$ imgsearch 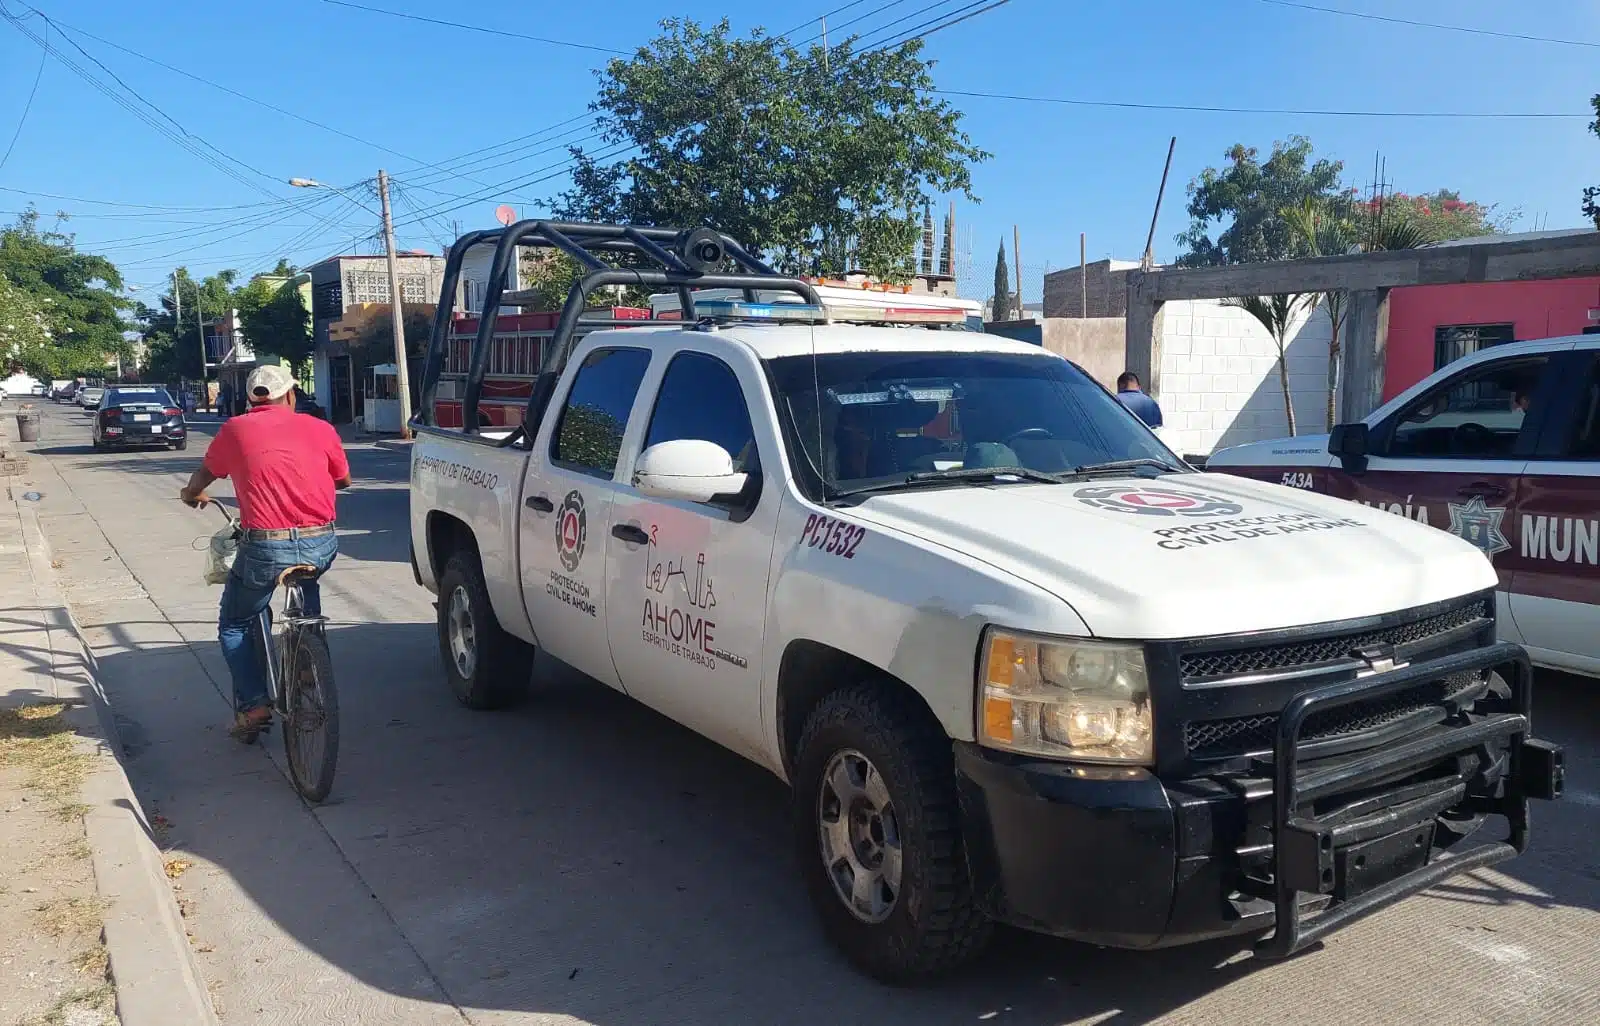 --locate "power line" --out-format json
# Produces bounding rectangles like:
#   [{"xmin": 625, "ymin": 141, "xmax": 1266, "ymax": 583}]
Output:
[
  {"xmin": 0, "ymin": 184, "xmax": 283, "ymax": 212},
  {"xmin": 11, "ymin": 4, "xmax": 281, "ymax": 187},
  {"xmin": 865, "ymin": 0, "xmax": 1014, "ymax": 52},
  {"xmin": 933, "ymin": 87, "xmax": 1591, "ymax": 119},
  {"xmin": 794, "ymin": 0, "xmax": 920, "ymax": 47},
  {"xmin": 0, "ymin": 9, "xmax": 46, "ymax": 170},
  {"xmin": 319, "ymin": 0, "xmax": 632, "ymax": 55},
  {"xmin": 778, "ymin": 0, "xmax": 875, "ymax": 39},
  {"xmin": 41, "ymin": 14, "xmax": 422, "ymax": 164},
  {"xmin": 1257, "ymin": 0, "xmax": 1600, "ymax": 50},
  {"xmin": 0, "ymin": 6, "xmax": 285, "ymax": 201}
]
